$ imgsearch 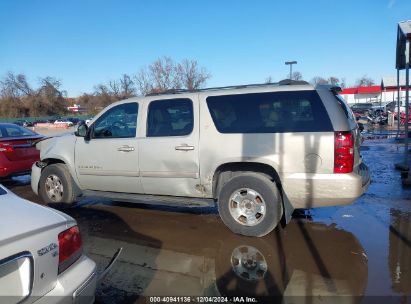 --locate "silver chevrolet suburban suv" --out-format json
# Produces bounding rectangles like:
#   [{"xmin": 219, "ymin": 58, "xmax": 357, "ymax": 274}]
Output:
[{"xmin": 31, "ymin": 81, "xmax": 370, "ymax": 237}]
